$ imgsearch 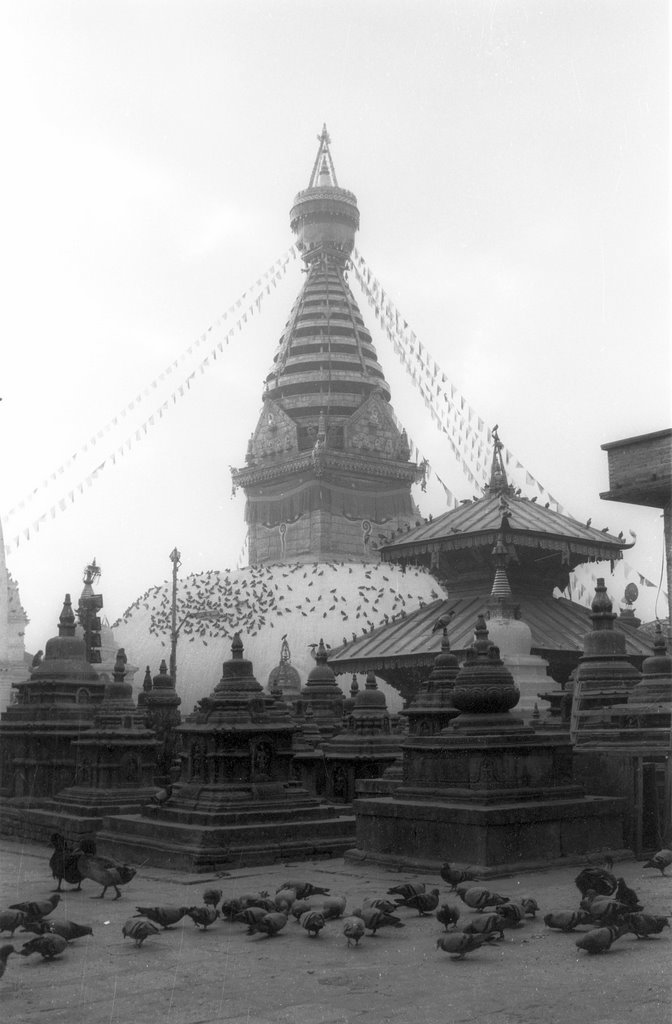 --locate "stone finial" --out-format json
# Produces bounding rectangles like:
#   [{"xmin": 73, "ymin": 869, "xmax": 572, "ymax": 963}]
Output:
[
  {"xmin": 59, "ymin": 594, "xmax": 76, "ymax": 636},
  {"xmin": 231, "ymin": 632, "xmax": 244, "ymax": 659},
  {"xmin": 451, "ymin": 615, "xmax": 520, "ymax": 716},
  {"xmin": 143, "ymin": 666, "xmax": 153, "ymax": 692},
  {"xmin": 113, "ymin": 649, "xmax": 128, "ymax": 683},
  {"xmin": 591, "ymin": 578, "xmax": 616, "ymax": 626},
  {"xmin": 350, "ymin": 675, "xmax": 360, "ymax": 699}
]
